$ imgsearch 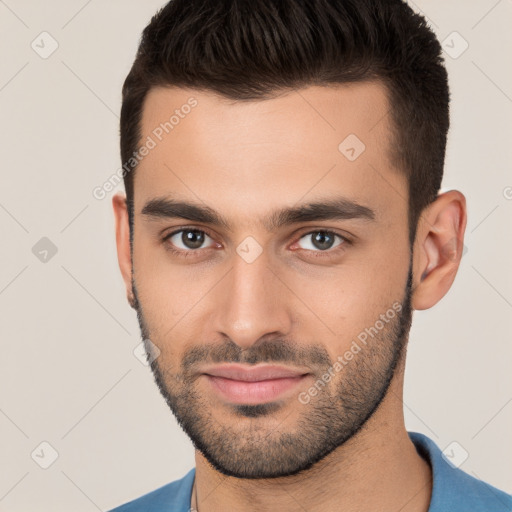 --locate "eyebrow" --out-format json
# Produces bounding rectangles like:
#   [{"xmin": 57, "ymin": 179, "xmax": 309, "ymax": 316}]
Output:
[{"xmin": 141, "ymin": 196, "xmax": 376, "ymax": 232}]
